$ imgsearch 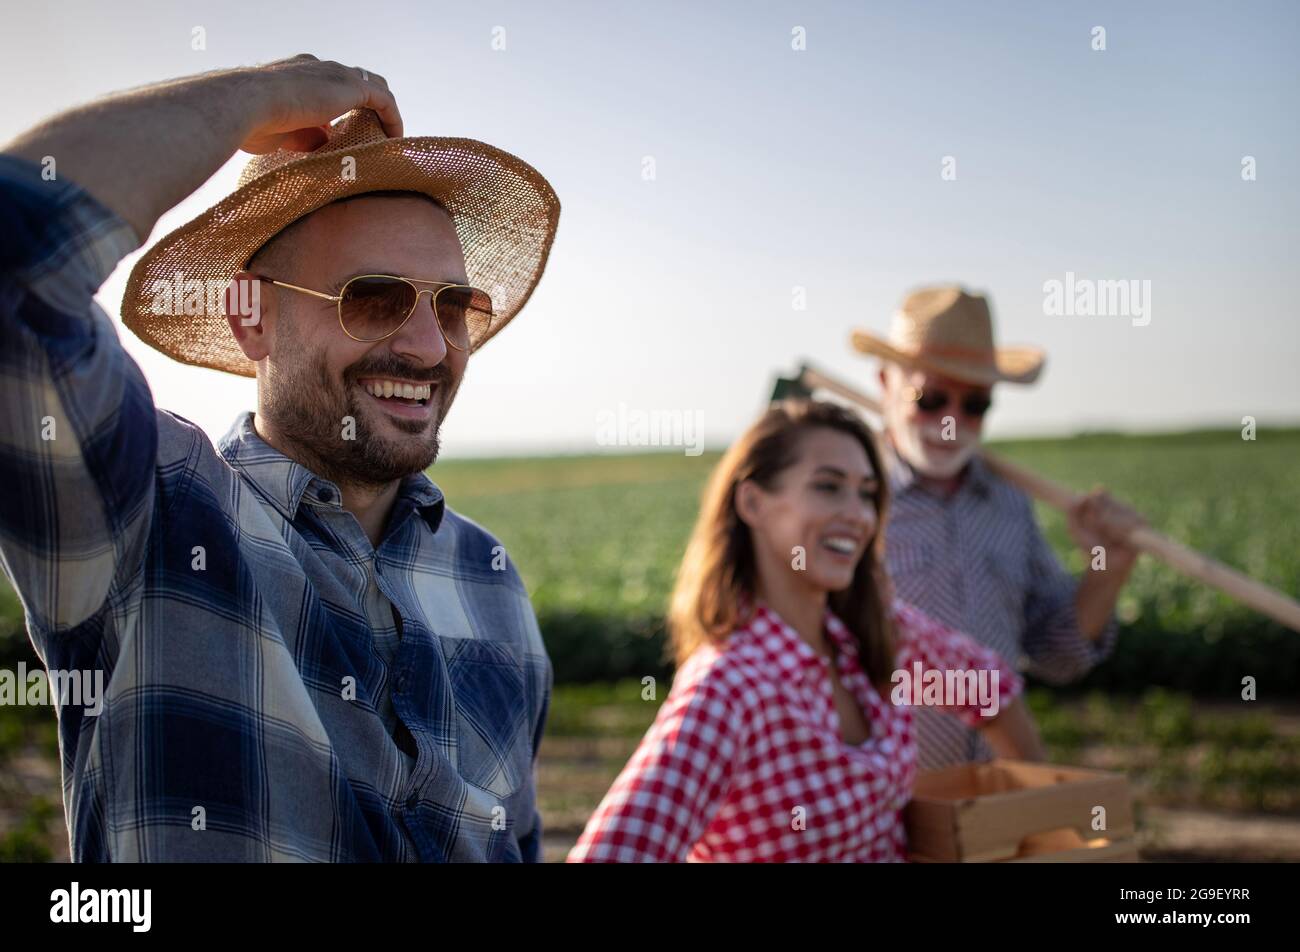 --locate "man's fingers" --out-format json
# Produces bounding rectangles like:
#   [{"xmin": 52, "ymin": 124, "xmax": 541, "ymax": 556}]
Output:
[
  {"xmin": 243, "ymin": 57, "xmax": 405, "ymax": 150},
  {"xmin": 355, "ymin": 66, "xmax": 389, "ymax": 89},
  {"xmin": 329, "ymin": 62, "xmax": 402, "ymax": 136},
  {"xmin": 280, "ymin": 125, "xmax": 331, "ymax": 152},
  {"xmin": 360, "ymin": 82, "xmax": 403, "ymax": 137},
  {"xmin": 343, "ymin": 64, "xmax": 402, "ymax": 137}
]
